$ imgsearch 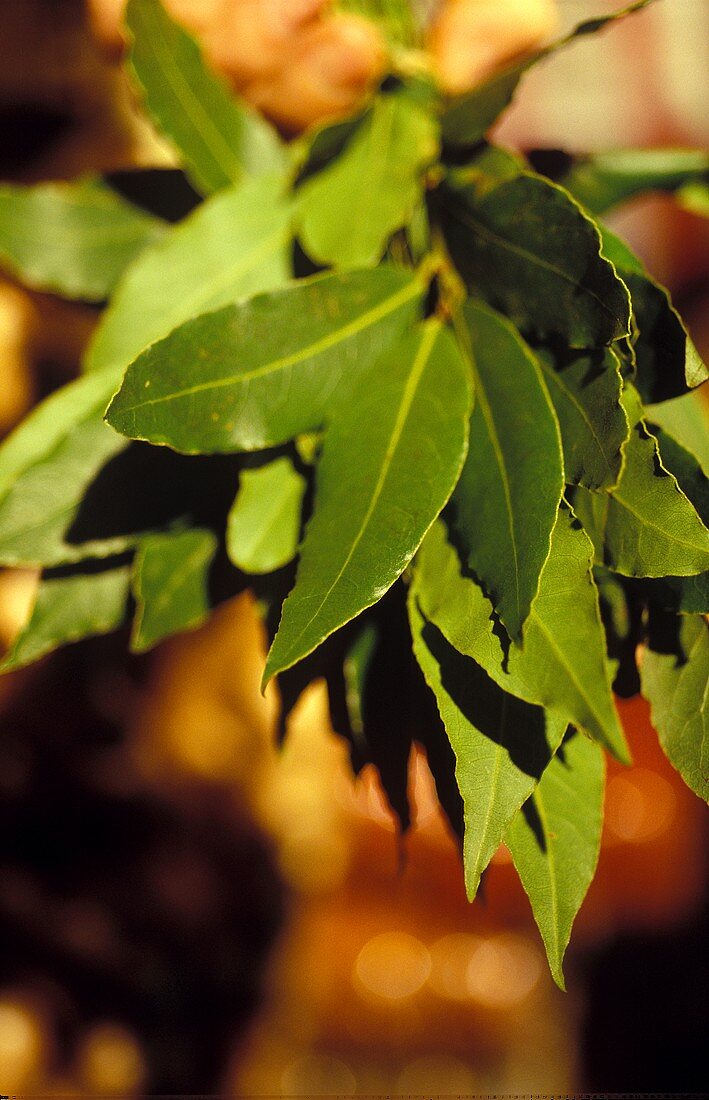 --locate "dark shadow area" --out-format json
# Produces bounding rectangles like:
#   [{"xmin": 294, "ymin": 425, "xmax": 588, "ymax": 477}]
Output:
[
  {"xmin": 421, "ymin": 617, "xmax": 552, "ymax": 780},
  {"xmin": 0, "ymin": 638, "xmax": 285, "ymax": 1092},
  {"xmin": 105, "ymin": 168, "xmax": 202, "ymax": 224}
]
